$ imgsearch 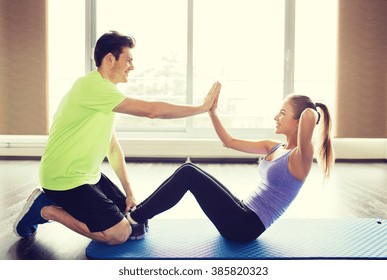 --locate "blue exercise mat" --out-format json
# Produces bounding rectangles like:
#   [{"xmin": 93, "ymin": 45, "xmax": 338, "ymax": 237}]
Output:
[{"xmin": 85, "ymin": 218, "xmax": 386, "ymax": 260}]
